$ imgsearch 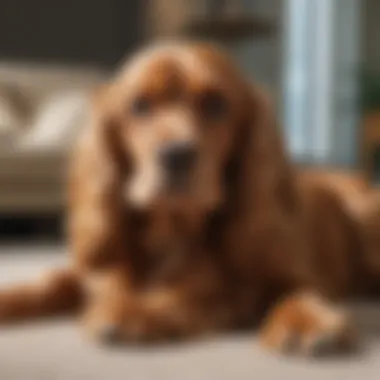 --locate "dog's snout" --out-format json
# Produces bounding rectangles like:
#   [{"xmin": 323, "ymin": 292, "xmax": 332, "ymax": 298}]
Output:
[{"xmin": 159, "ymin": 142, "xmax": 197, "ymax": 174}]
